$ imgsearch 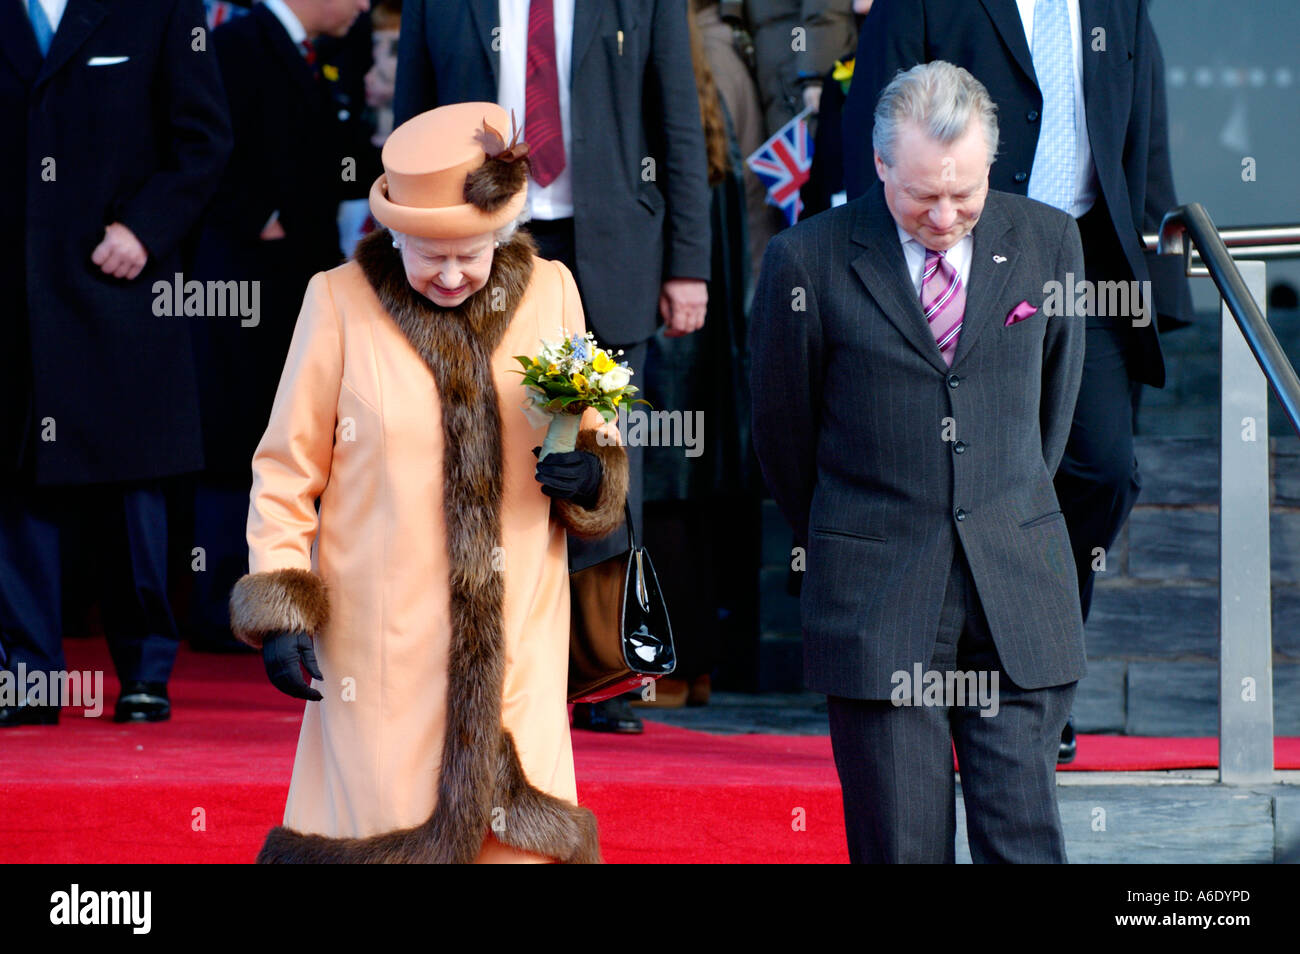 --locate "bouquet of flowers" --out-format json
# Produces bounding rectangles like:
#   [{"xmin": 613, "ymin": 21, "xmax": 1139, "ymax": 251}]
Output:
[{"xmin": 513, "ymin": 331, "xmax": 648, "ymax": 458}]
